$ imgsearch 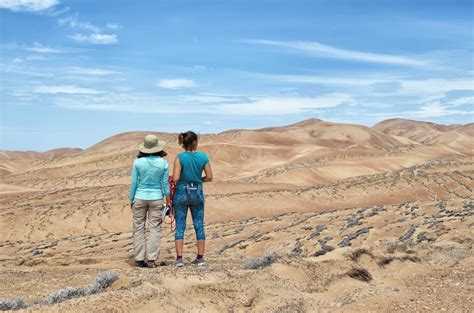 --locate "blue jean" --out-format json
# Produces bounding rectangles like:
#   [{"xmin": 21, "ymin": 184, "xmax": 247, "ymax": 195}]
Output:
[{"xmin": 174, "ymin": 183, "xmax": 205, "ymax": 240}]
